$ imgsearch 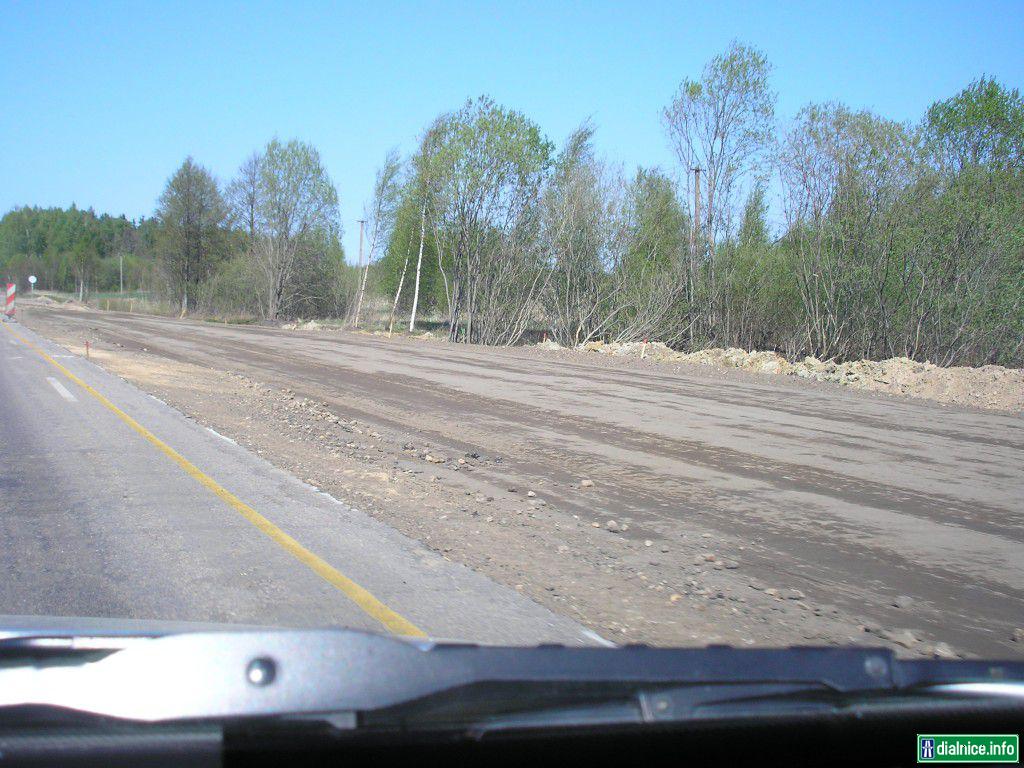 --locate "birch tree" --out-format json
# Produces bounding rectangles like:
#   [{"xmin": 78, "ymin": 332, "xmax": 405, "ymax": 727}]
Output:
[
  {"xmin": 353, "ymin": 149, "xmax": 401, "ymax": 327},
  {"xmin": 408, "ymin": 122, "xmax": 445, "ymax": 331}
]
